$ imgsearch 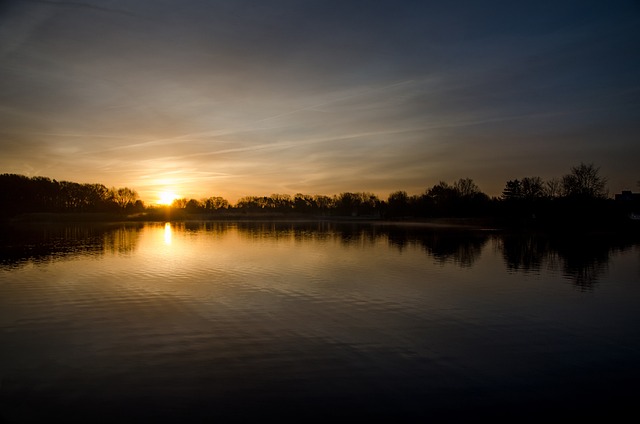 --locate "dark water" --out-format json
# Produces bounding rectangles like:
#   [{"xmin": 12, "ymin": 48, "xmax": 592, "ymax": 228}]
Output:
[{"xmin": 1, "ymin": 222, "xmax": 639, "ymax": 422}]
